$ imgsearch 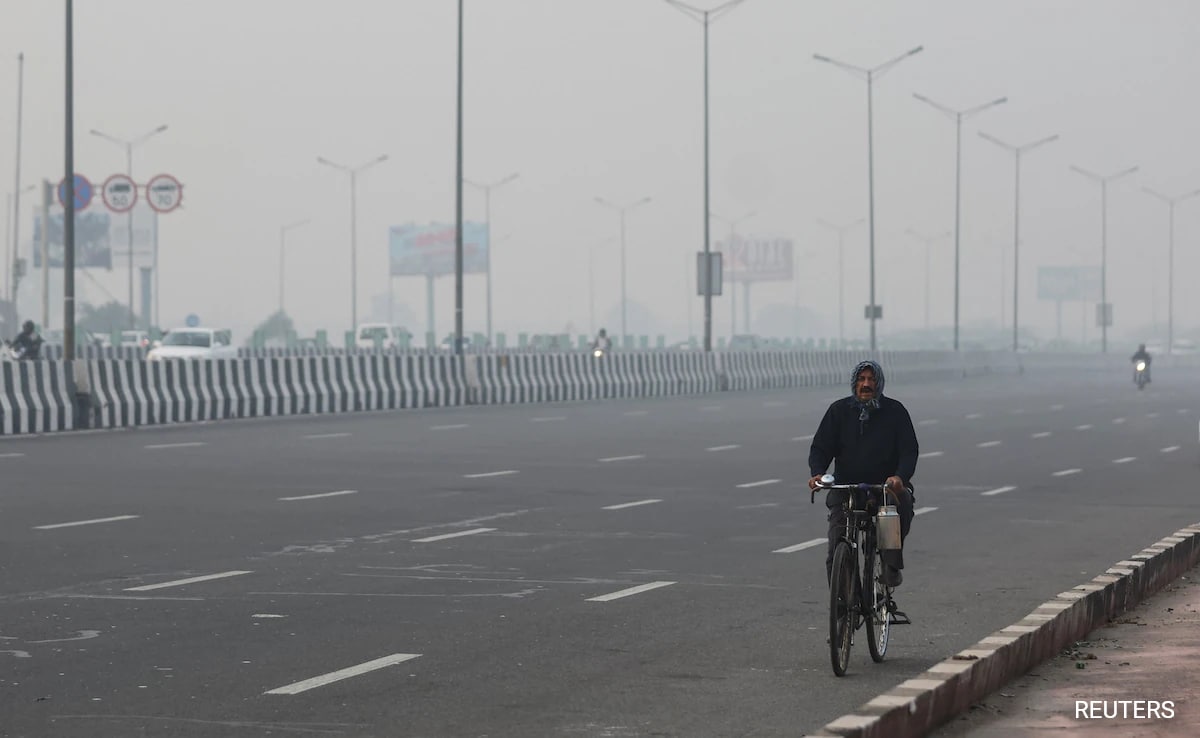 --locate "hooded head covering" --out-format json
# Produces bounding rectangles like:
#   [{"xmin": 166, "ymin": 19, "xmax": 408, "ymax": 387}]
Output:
[{"xmin": 848, "ymin": 359, "xmax": 885, "ymax": 421}]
